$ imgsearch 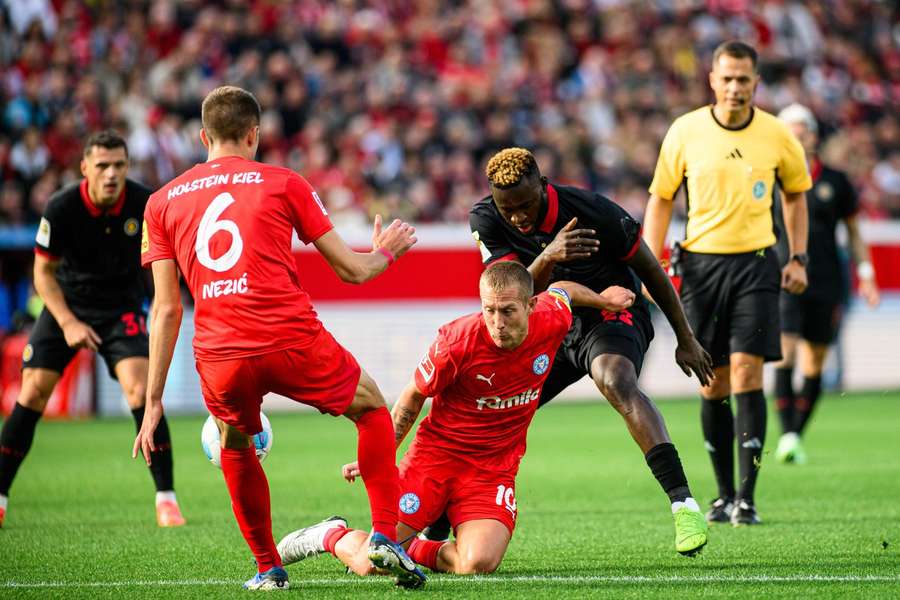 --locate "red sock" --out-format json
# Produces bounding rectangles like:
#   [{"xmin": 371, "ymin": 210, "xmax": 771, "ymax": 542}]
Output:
[
  {"xmin": 323, "ymin": 526, "xmax": 351, "ymax": 556},
  {"xmin": 220, "ymin": 446, "xmax": 281, "ymax": 572},
  {"xmin": 408, "ymin": 538, "xmax": 443, "ymax": 571},
  {"xmin": 355, "ymin": 407, "xmax": 399, "ymax": 540}
]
